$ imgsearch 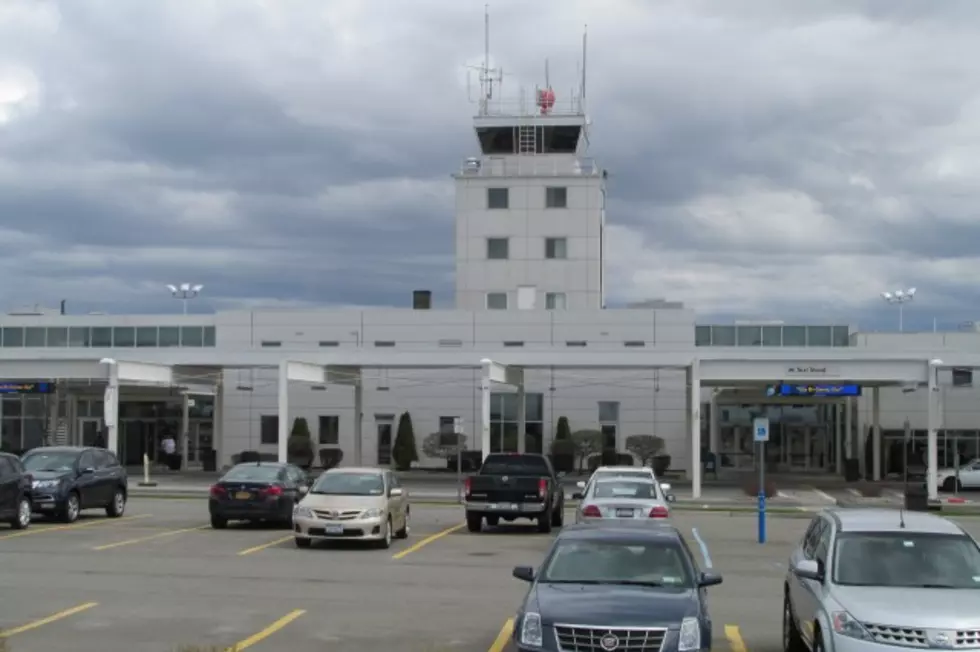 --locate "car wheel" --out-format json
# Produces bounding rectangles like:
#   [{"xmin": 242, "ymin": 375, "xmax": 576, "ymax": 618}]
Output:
[
  {"xmin": 942, "ymin": 477, "xmax": 961, "ymax": 493},
  {"xmin": 466, "ymin": 512, "xmax": 482, "ymax": 533},
  {"xmin": 783, "ymin": 592, "xmax": 807, "ymax": 652},
  {"xmin": 485, "ymin": 515, "xmax": 500, "ymax": 527},
  {"xmin": 10, "ymin": 497, "xmax": 30, "ymax": 530},
  {"xmin": 377, "ymin": 517, "xmax": 392, "ymax": 549},
  {"xmin": 551, "ymin": 503, "xmax": 564, "ymax": 527},
  {"xmin": 537, "ymin": 513, "xmax": 553, "ymax": 533},
  {"xmin": 395, "ymin": 509, "xmax": 410, "ymax": 539},
  {"xmin": 106, "ymin": 489, "xmax": 126, "ymax": 518},
  {"xmin": 60, "ymin": 492, "xmax": 80, "ymax": 523},
  {"xmin": 295, "ymin": 537, "xmax": 311, "ymax": 548},
  {"xmin": 210, "ymin": 515, "xmax": 228, "ymax": 529}
]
